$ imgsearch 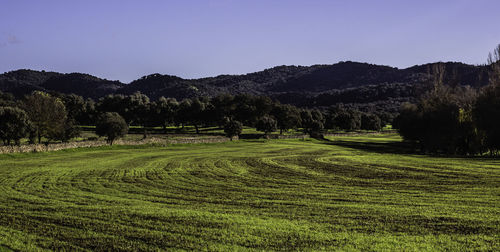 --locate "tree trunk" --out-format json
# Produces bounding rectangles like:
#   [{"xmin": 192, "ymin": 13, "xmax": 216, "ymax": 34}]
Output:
[
  {"xmin": 280, "ymin": 128, "xmax": 283, "ymax": 135},
  {"xmin": 143, "ymin": 126, "xmax": 147, "ymax": 139},
  {"xmin": 195, "ymin": 124, "xmax": 199, "ymax": 134}
]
